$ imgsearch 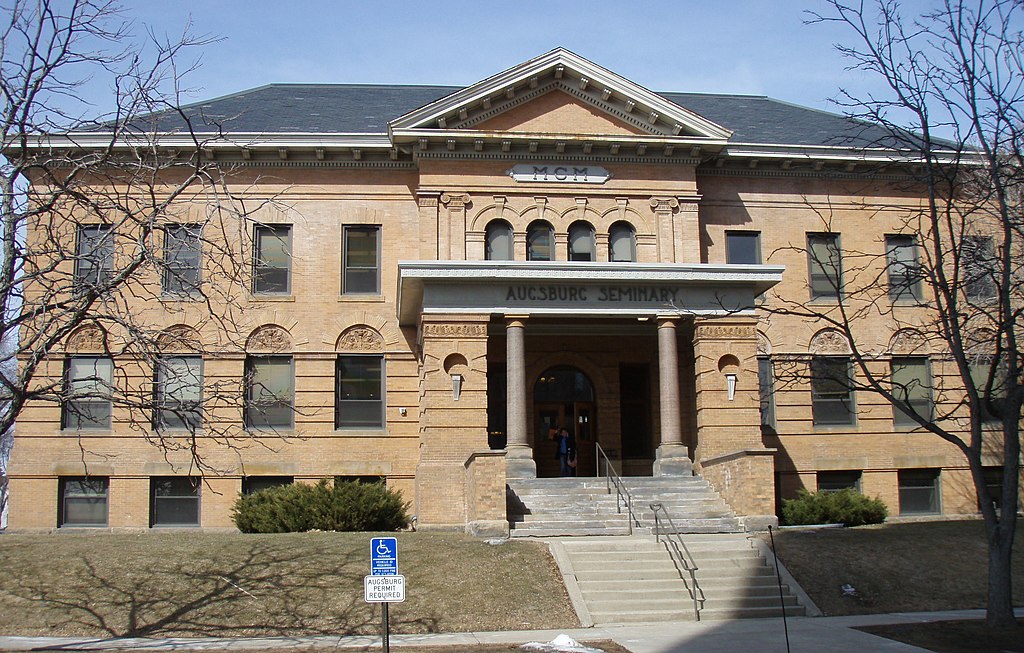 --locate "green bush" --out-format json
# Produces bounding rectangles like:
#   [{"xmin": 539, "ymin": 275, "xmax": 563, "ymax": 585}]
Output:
[
  {"xmin": 781, "ymin": 488, "xmax": 888, "ymax": 527},
  {"xmin": 232, "ymin": 479, "xmax": 411, "ymax": 533}
]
